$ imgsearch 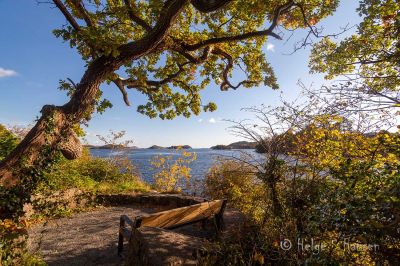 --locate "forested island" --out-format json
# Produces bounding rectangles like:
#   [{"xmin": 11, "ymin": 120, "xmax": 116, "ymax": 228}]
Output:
[
  {"xmin": 148, "ymin": 145, "xmax": 192, "ymax": 149},
  {"xmin": 210, "ymin": 141, "xmax": 257, "ymax": 150},
  {"xmin": 86, "ymin": 144, "xmax": 139, "ymax": 150}
]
